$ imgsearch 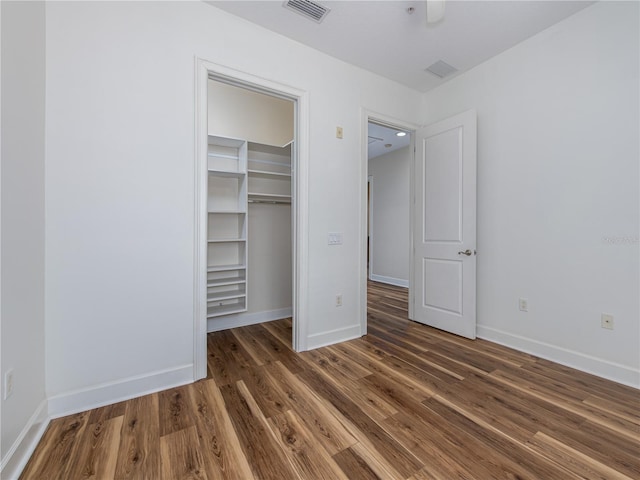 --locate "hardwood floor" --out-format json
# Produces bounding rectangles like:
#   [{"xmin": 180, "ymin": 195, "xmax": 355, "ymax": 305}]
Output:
[{"xmin": 21, "ymin": 281, "xmax": 639, "ymax": 479}]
